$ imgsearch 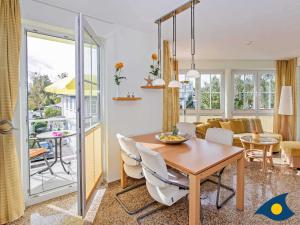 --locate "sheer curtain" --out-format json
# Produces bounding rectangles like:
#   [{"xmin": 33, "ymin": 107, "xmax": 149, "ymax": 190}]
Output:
[
  {"xmin": 273, "ymin": 58, "xmax": 297, "ymax": 140},
  {"xmin": 0, "ymin": 0, "xmax": 24, "ymax": 223},
  {"xmin": 162, "ymin": 40, "xmax": 179, "ymax": 132}
]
